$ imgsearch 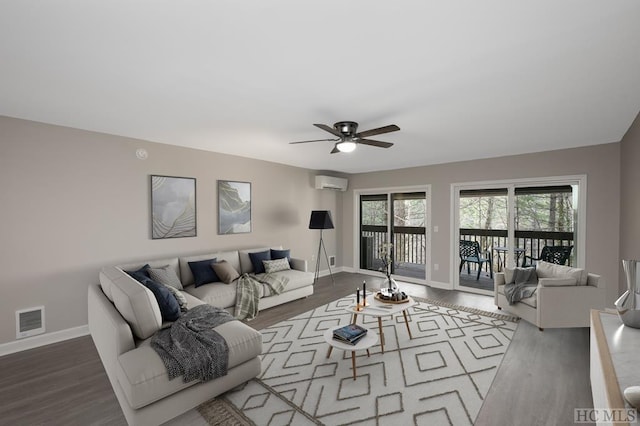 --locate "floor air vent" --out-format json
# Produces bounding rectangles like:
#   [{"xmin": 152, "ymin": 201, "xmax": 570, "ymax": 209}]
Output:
[{"xmin": 16, "ymin": 306, "xmax": 45, "ymax": 339}]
